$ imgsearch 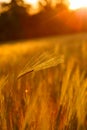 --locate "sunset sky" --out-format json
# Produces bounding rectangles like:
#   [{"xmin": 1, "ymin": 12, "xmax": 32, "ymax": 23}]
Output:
[
  {"xmin": 0, "ymin": 0, "xmax": 68, "ymax": 6},
  {"xmin": 0, "ymin": 0, "xmax": 87, "ymax": 10}
]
